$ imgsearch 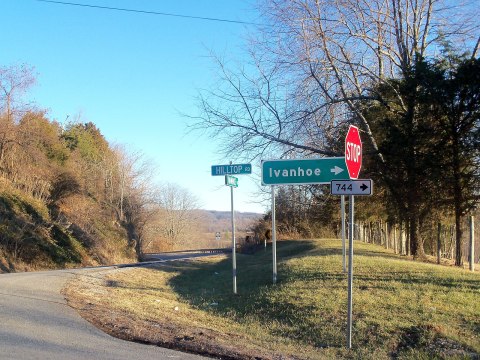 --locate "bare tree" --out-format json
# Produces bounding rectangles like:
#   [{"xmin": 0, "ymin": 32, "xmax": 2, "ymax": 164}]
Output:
[
  {"xmin": 108, "ymin": 145, "xmax": 154, "ymax": 222},
  {"xmin": 0, "ymin": 64, "xmax": 36, "ymax": 121},
  {"xmin": 191, "ymin": 0, "xmax": 478, "ymax": 257},
  {"xmin": 112, "ymin": 147, "xmax": 157, "ymax": 258},
  {"xmin": 151, "ymin": 183, "xmax": 200, "ymax": 250},
  {"xmin": 122, "ymin": 187, "xmax": 159, "ymax": 258},
  {"xmin": 0, "ymin": 65, "xmax": 36, "ymax": 172}
]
